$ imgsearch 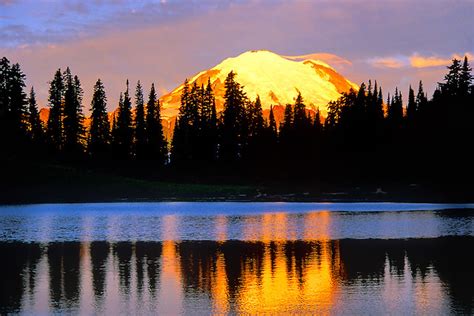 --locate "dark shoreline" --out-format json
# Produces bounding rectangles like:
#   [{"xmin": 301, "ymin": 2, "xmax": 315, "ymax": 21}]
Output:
[
  {"xmin": 2, "ymin": 160, "xmax": 473, "ymax": 205},
  {"xmin": 2, "ymin": 193, "xmax": 474, "ymax": 205}
]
